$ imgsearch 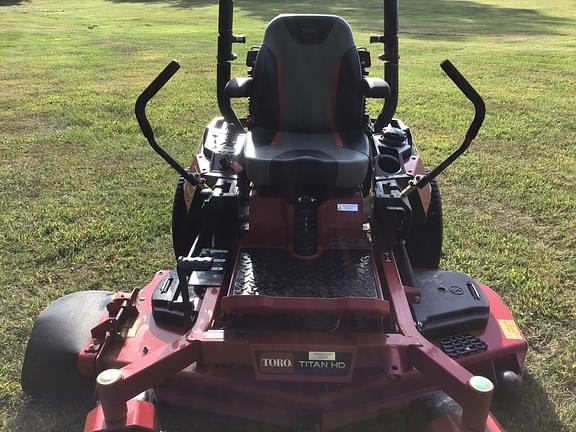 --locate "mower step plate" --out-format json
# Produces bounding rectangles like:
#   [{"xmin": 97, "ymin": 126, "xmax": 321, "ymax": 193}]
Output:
[
  {"xmin": 439, "ymin": 334, "xmax": 488, "ymax": 359},
  {"xmin": 232, "ymin": 249, "xmax": 379, "ymax": 298}
]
